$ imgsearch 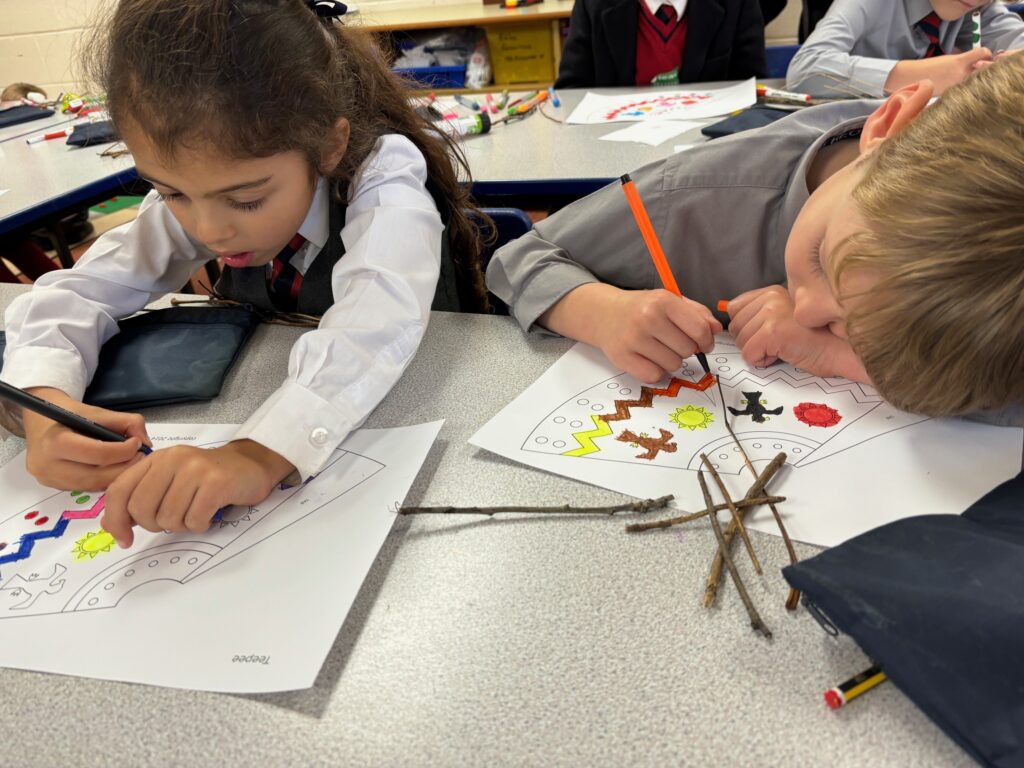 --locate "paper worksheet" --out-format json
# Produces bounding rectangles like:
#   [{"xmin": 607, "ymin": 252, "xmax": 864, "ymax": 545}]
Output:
[
  {"xmin": 566, "ymin": 79, "xmax": 756, "ymax": 124},
  {"xmin": 0, "ymin": 420, "xmax": 442, "ymax": 693},
  {"xmin": 470, "ymin": 339, "xmax": 1022, "ymax": 547},
  {"xmin": 599, "ymin": 119, "xmax": 703, "ymax": 147}
]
